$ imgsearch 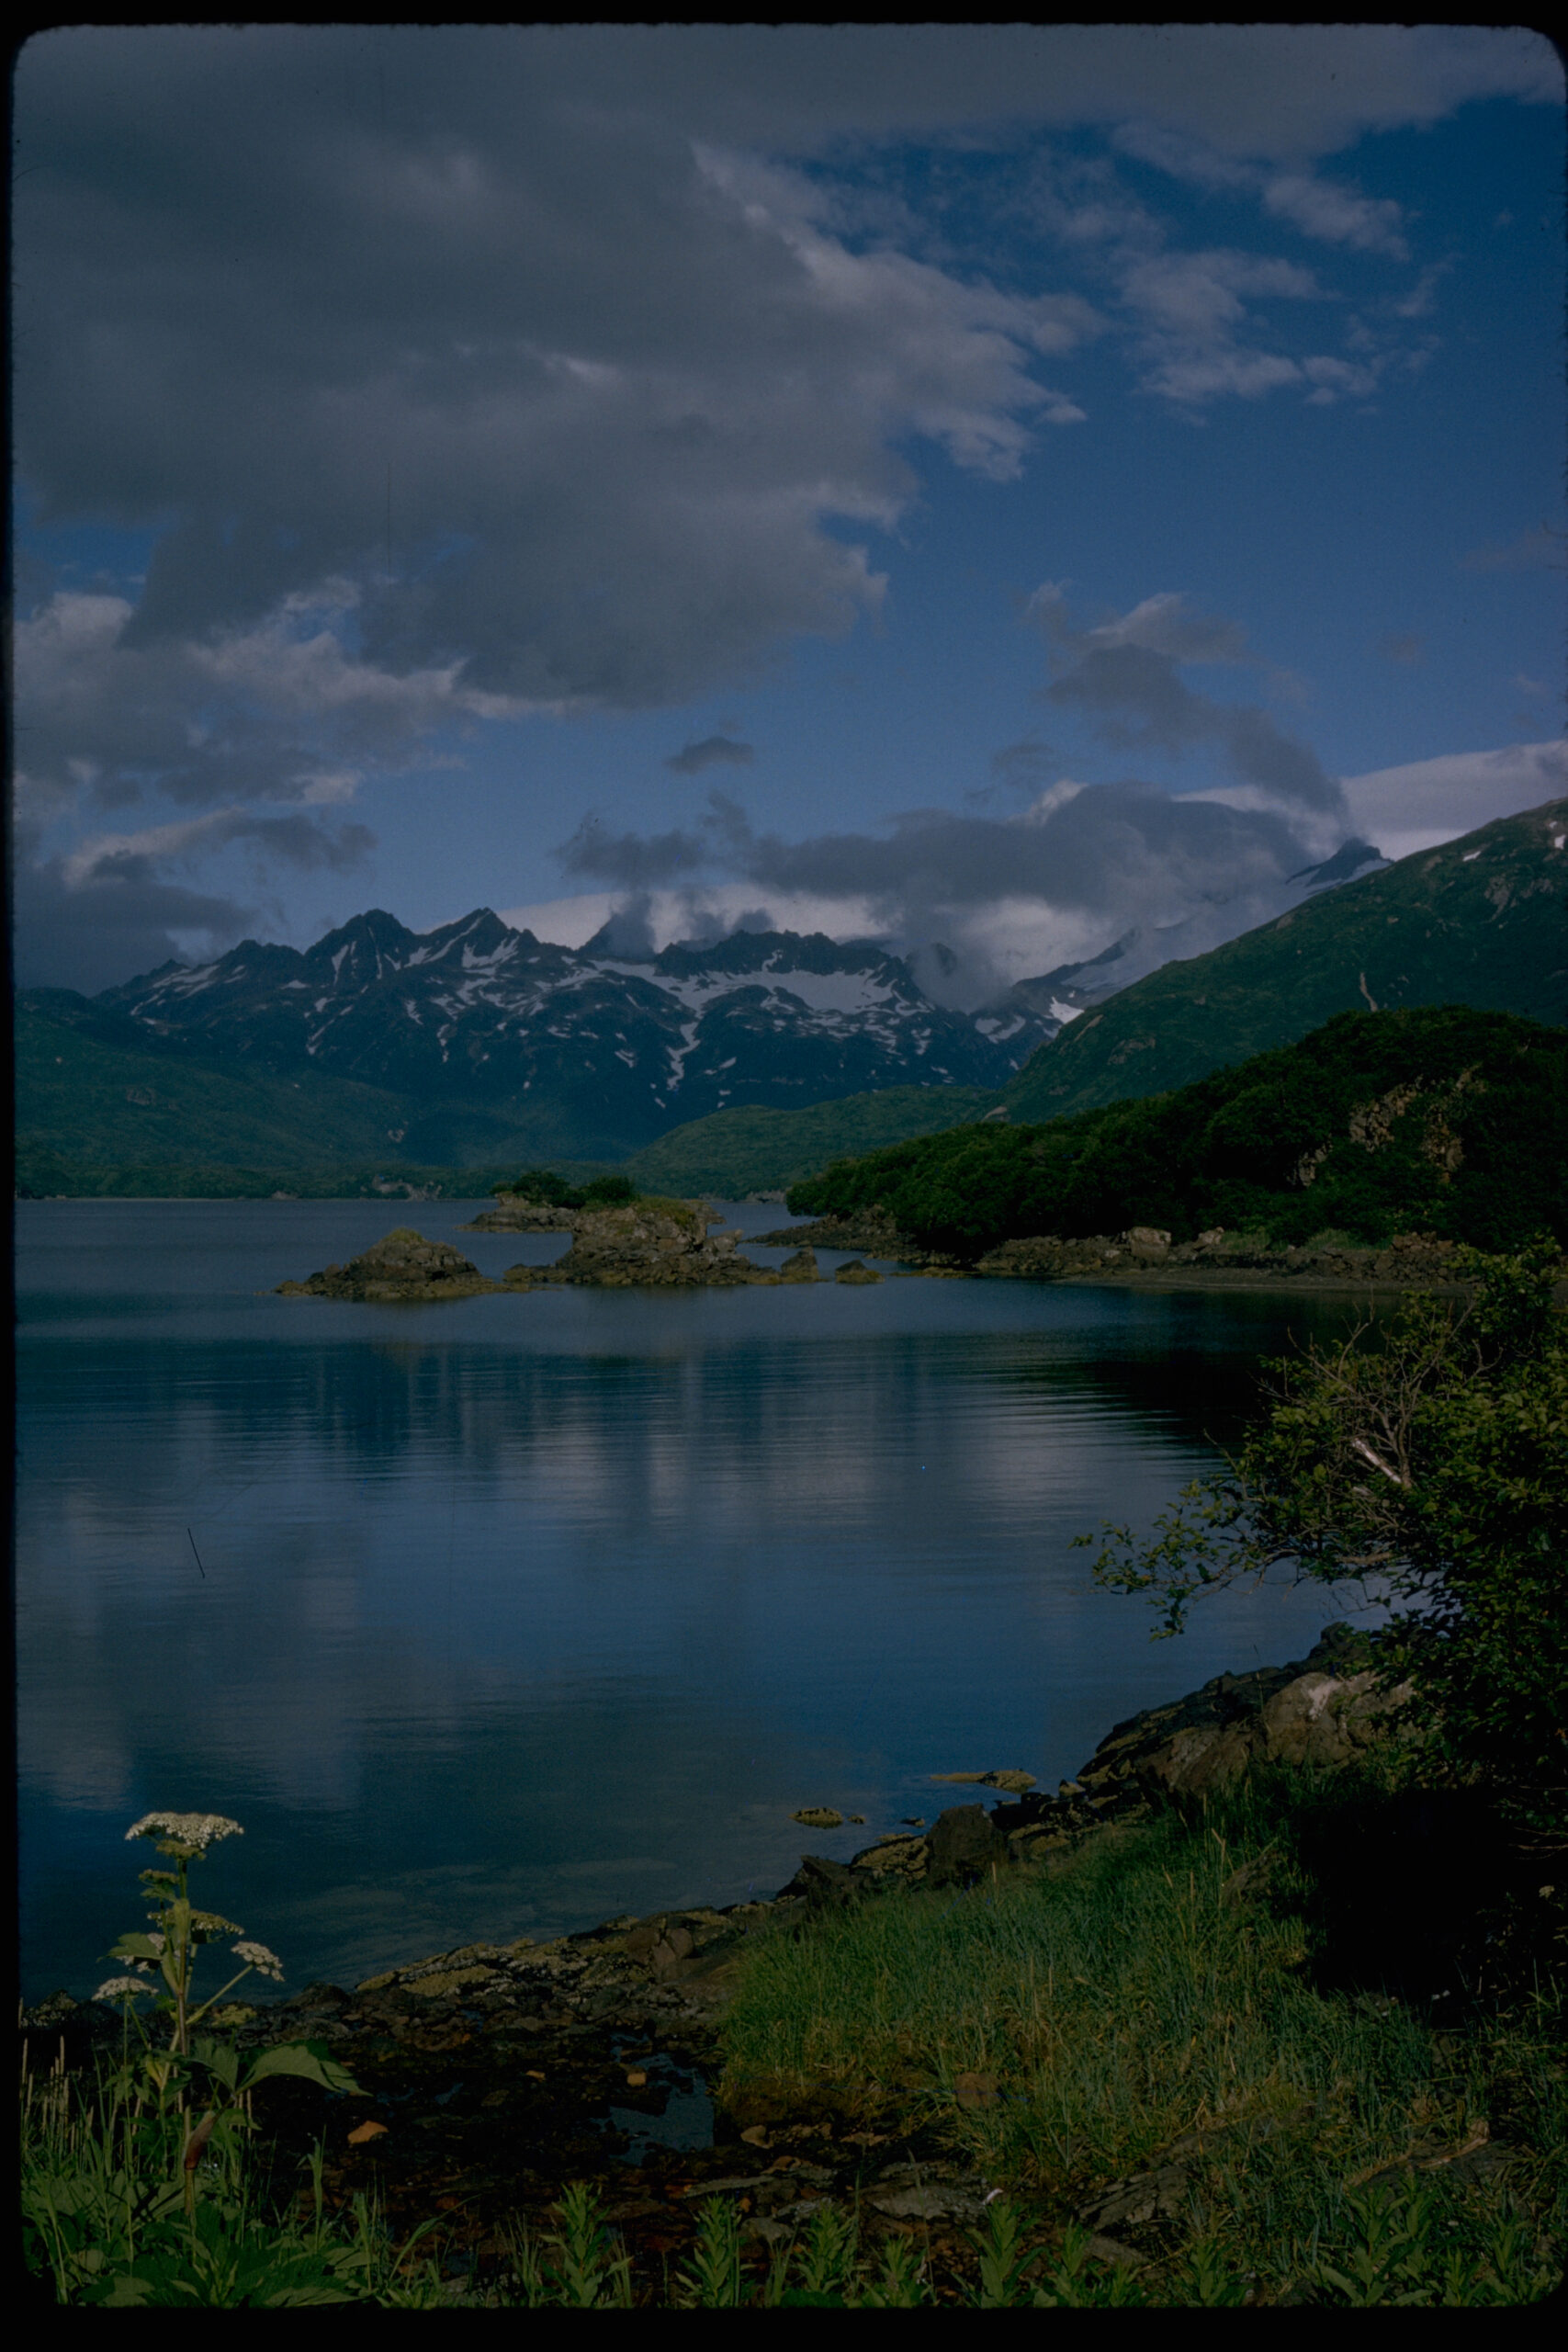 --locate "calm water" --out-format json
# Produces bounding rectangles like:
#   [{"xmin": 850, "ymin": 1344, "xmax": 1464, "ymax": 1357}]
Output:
[{"xmin": 16, "ymin": 1199, "xmax": 1376, "ymax": 2001}]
